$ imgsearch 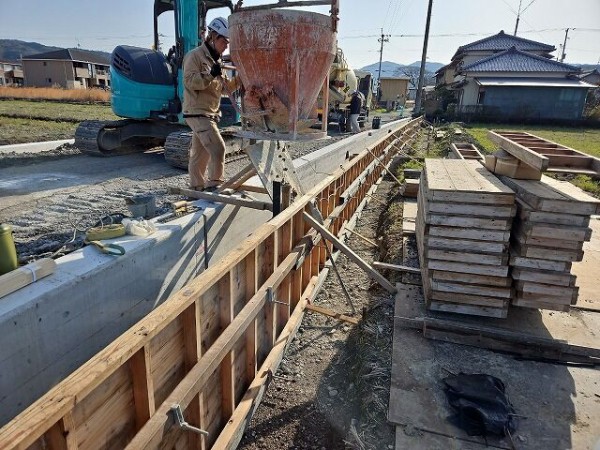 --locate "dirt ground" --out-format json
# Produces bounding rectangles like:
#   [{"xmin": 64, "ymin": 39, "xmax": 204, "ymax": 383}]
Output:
[{"xmin": 238, "ymin": 159, "xmax": 407, "ymax": 450}]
